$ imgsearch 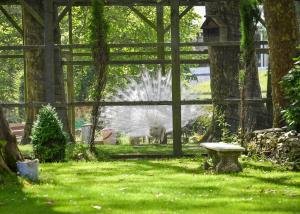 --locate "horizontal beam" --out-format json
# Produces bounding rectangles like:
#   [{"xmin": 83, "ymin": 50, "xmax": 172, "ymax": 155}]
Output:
[
  {"xmin": 0, "ymin": 0, "xmax": 210, "ymax": 6},
  {"xmin": 0, "ymin": 98, "xmax": 269, "ymax": 108},
  {"xmin": 0, "ymin": 41, "xmax": 269, "ymax": 50},
  {"xmin": 0, "ymin": 54, "xmax": 24, "ymax": 58},
  {"xmin": 62, "ymin": 59, "xmax": 209, "ymax": 65},
  {"xmin": 1, "ymin": 48, "xmax": 269, "ymax": 59},
  {"xmin": 62, "ymin": 50, "xmax": 208, "ymax": 57}
]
